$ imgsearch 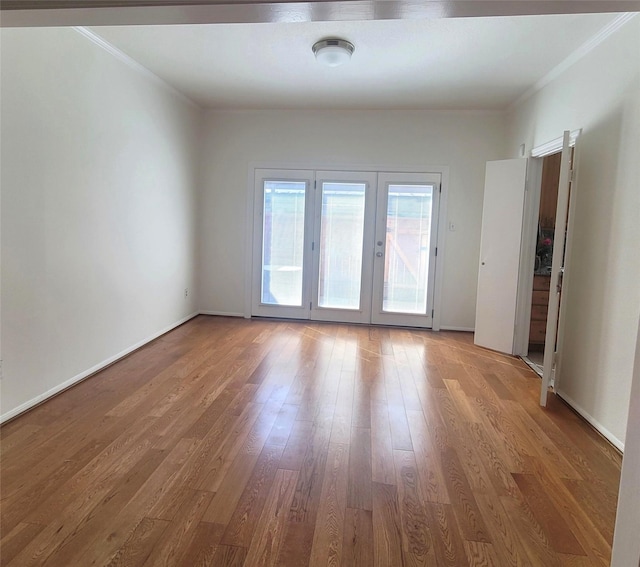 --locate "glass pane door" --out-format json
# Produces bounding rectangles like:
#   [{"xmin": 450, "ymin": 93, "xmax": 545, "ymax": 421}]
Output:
[
  {"xmin": 261, "ymin": 180, "xmax": 306, "ymax": 306},
  {"xmin": 317, "ymin": 183, "xmax": 365, "ymax": 308},
  {"xmin": 372, "ymin": 172, "xmax": 441, "ymax": 327},
  {"xmin": 311, "ymin": 171, "xmax": 377, "ymax": 324},
  {"xmin": 252, "ymin": 168, "xmax": 442, "ymax": 327},
  {"xmin": 252, "ymin": 169, "xmax": 314, "ymax": 318}
]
